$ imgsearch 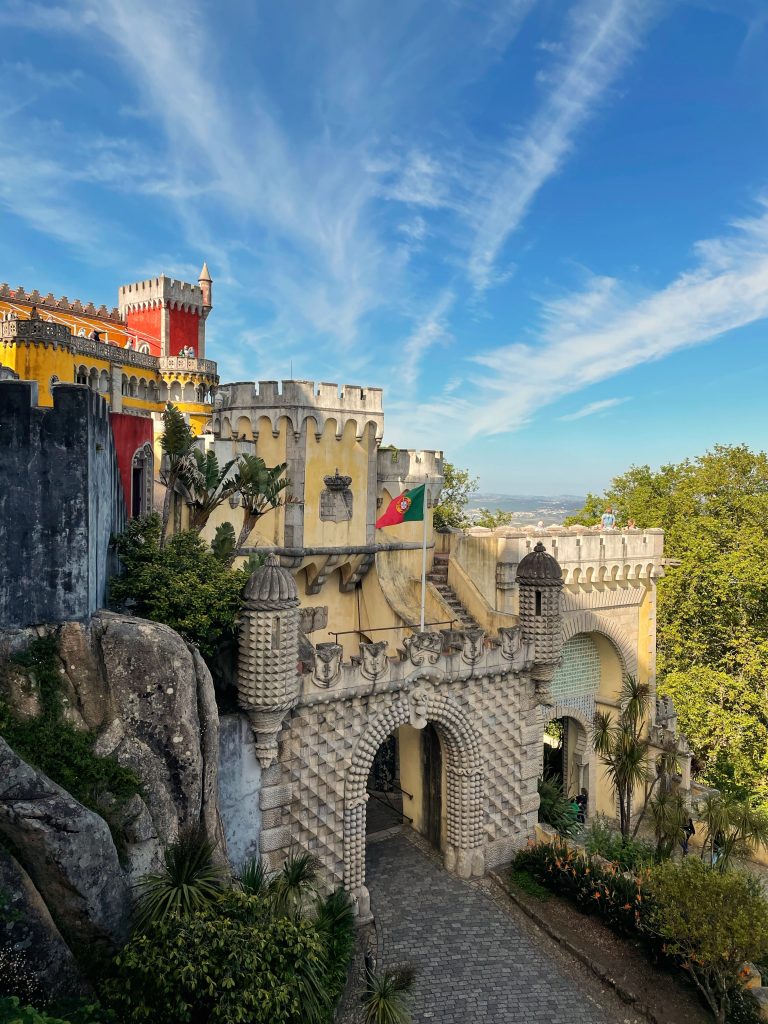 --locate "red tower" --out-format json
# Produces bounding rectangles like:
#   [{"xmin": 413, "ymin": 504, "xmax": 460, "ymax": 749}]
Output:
[{"xmin": 118, "ymin": 263, "xmax": 213, "ymax": 358}]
